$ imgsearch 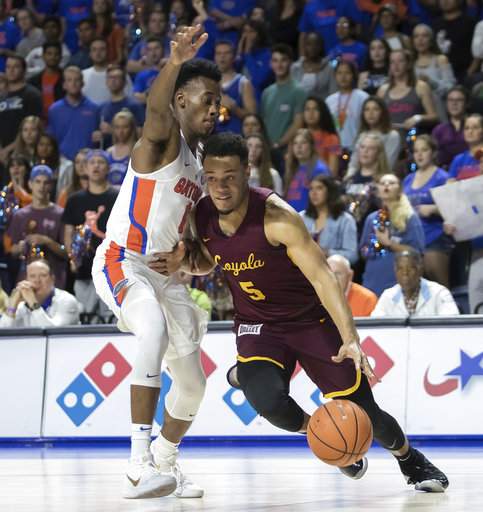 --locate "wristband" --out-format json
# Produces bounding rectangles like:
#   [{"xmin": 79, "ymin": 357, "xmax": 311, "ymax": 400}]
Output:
[{"xmin": 6, "ymin": 306, "xmax": 16, "ymax": 317}]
